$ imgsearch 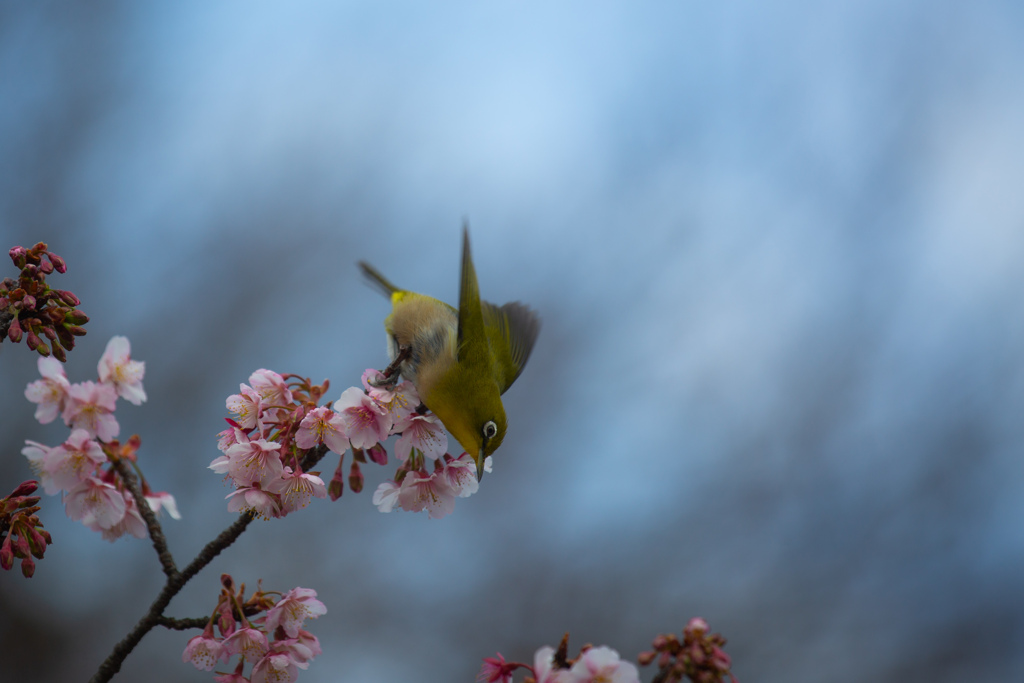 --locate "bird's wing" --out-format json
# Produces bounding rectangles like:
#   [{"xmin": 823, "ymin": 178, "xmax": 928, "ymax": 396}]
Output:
[{"xmin": 482, "ymin": 300, "xmax": 541, "ymax": 394}]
